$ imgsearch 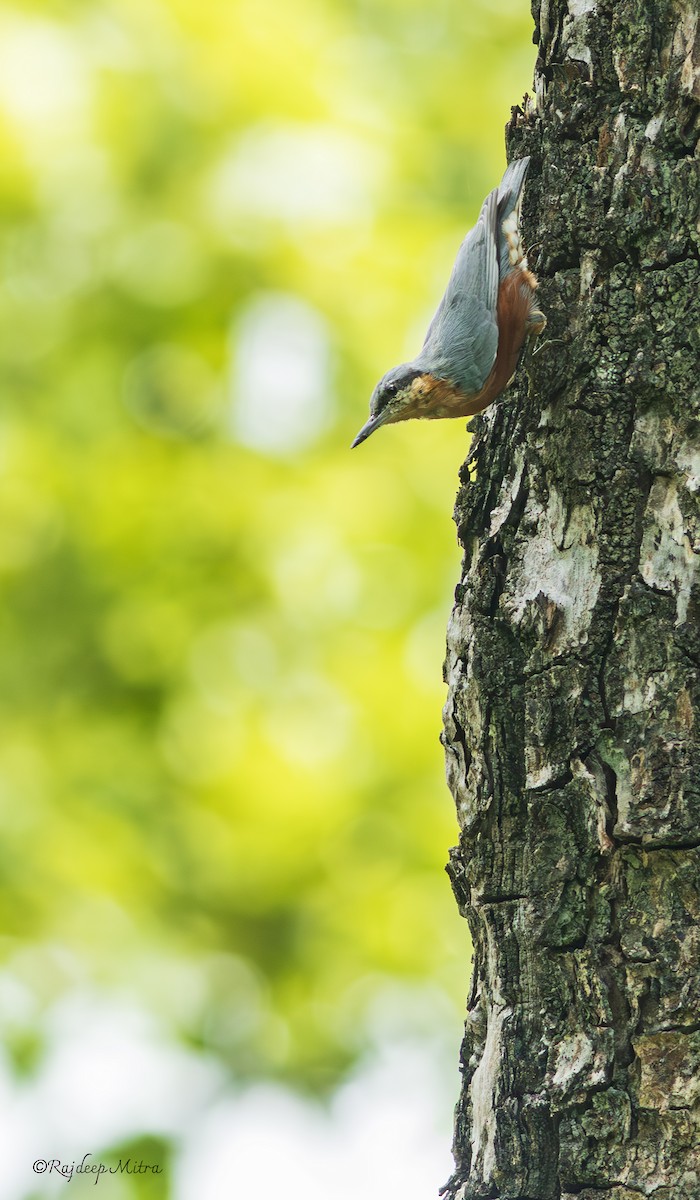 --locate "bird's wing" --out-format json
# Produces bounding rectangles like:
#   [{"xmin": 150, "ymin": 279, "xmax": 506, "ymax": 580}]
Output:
[{"xmin": 419, "ymin": 187, "xmax": 500, "ymax": 396}]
